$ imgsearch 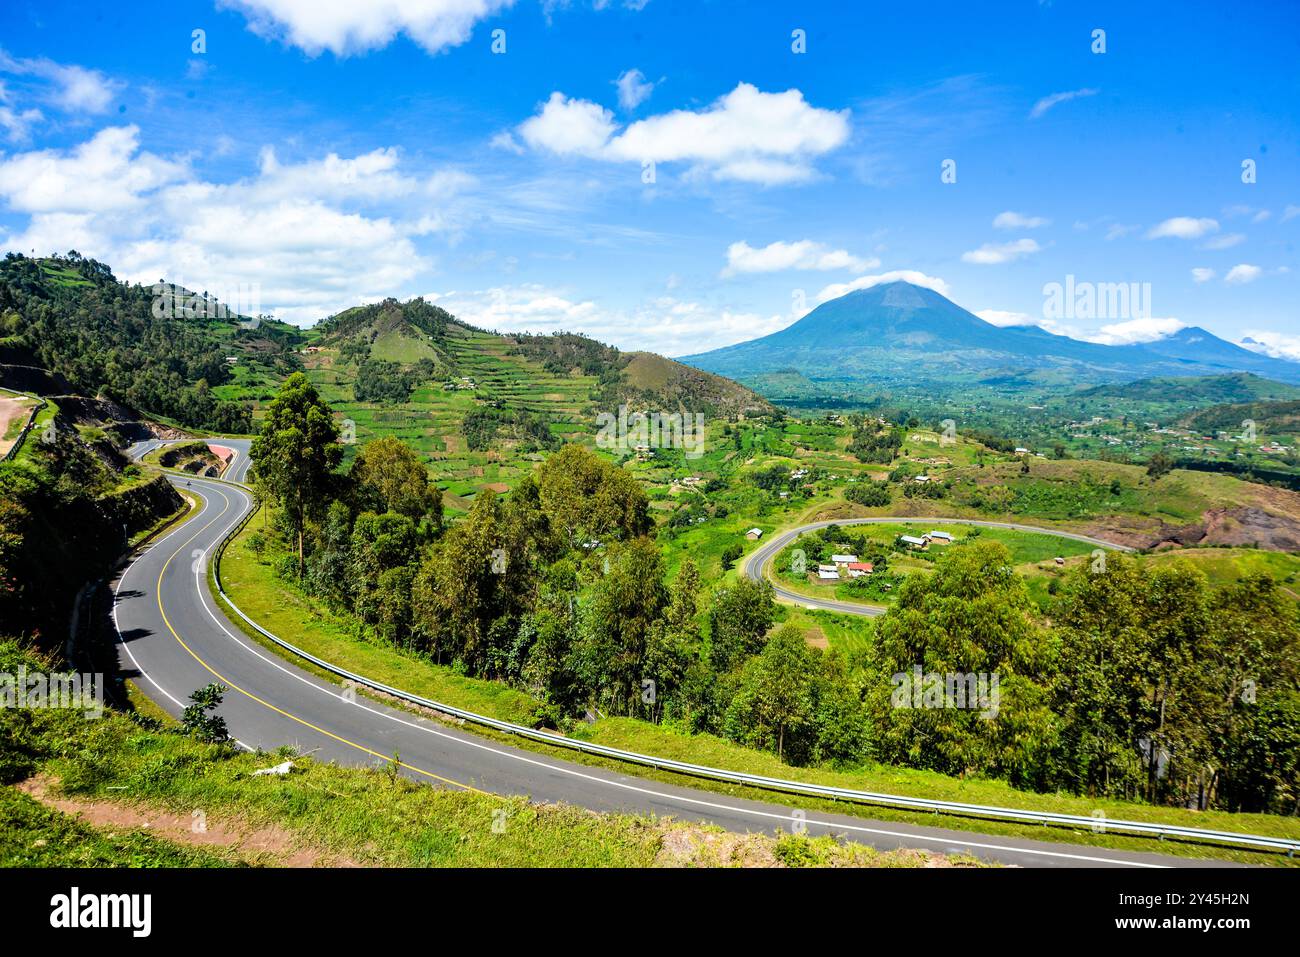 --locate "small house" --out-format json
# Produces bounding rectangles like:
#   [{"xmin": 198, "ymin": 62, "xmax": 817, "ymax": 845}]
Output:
[
  {"xmin": 846, "ymin": 562, "xmax": 874, "ymax": 578},
  {"xmin": 899, "ymin": 534, "xmax": 928, "ymax": 550},
  {"xmin": 817, "ymin": 565, "xmax": 840, "ymax": 580},
  {"xmin": 928, "ymin": 531, "xmax": 954, "ymax": 544},
  {"xmin": 745, "ymin": 528, "xmax": 763, "ymax": 541},
  {"xmin": 830, "ymin": 554, "xmax": 858, "ymax": 566}
]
